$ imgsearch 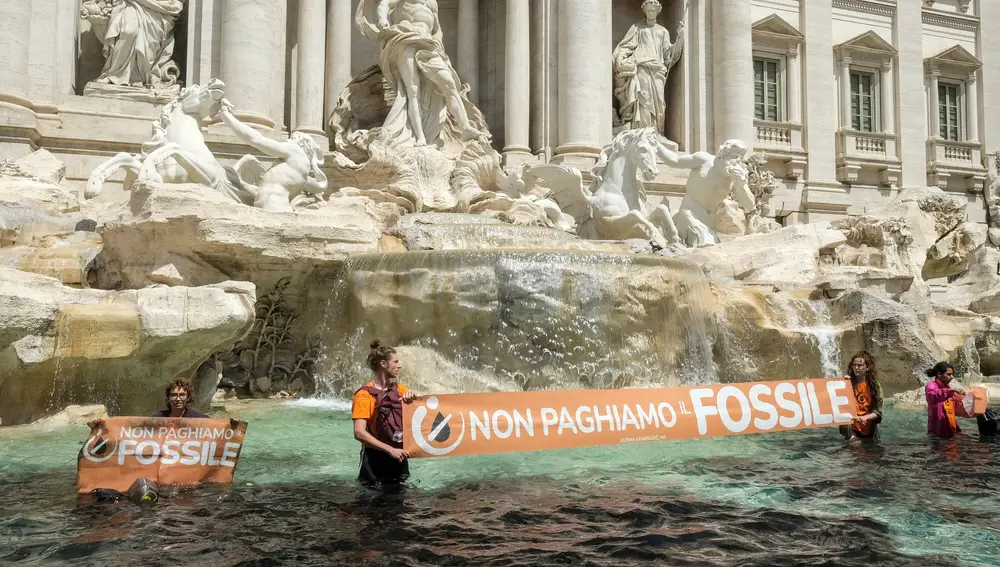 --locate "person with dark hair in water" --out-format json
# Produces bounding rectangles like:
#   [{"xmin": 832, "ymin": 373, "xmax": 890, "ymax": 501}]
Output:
[
  {"xmin": 925, "ymin": 361, "xmax": 966, "ymax": 438},
  {"xmin": 151, "ymin": 377, "xmax": 209, "ymax": 418},
  {"xmin": 352, "ymin": 340, "xmax": 415, "ymax": 486},
  {"xmin": 840, "ymin": 351, "xmax": 884, "ymax": 442}
]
